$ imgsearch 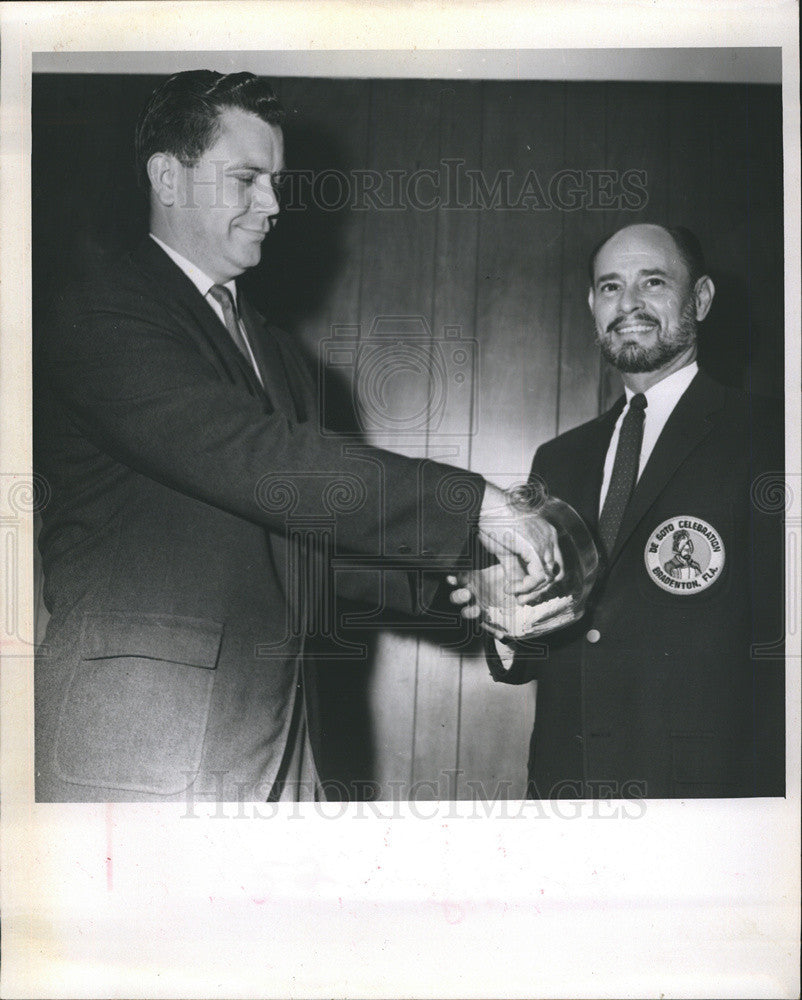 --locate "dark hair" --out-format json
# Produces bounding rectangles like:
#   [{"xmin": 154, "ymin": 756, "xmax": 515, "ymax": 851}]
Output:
[
  {"xmin": 134, "ymin": 70, "xmax": 285, "ymax": 188},
  {"xmin": 672, "ymin": 528, "xmax": 692, "ymax": 552},
  {"xmin": 587, "ymin": 224, "xmax": 707, "ymax": 287}
]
